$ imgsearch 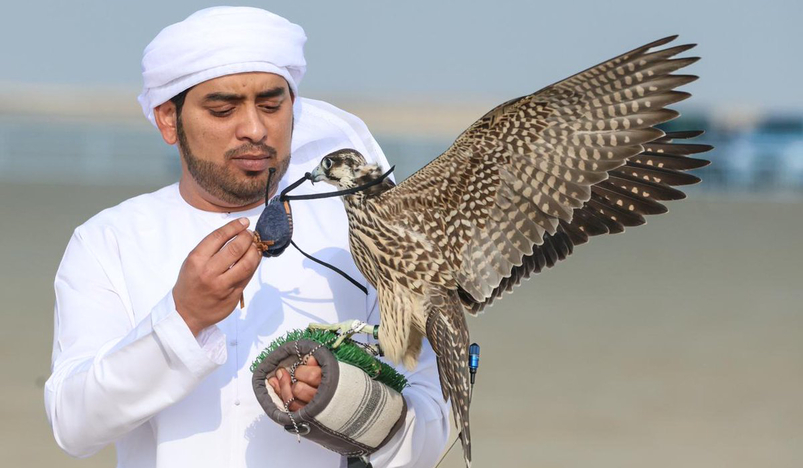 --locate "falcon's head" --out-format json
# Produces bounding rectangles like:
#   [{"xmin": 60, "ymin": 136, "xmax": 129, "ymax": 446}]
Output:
[{"xmin": 309, "ymin": 149, "xmax": 384, "ymax": 190}]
